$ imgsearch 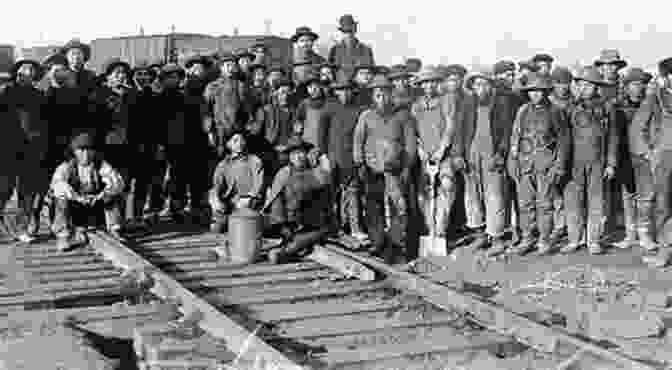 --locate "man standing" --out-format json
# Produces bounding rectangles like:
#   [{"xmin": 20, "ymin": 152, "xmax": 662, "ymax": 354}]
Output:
[
  {"xmin": 60, "ymin": 39, "xmax": 97, "ymax": 94},
  {"xmin": 328, "ymin": 14, "xmax": 375, "ymax": 81},
  {"xmin": 351, "ymin": 64, "xmax": 376, "ymax": 108},
  {"xmin": 614, "ymin": 68, "xmax": 654, "ymax": 251},
  {"xmin": 594, "ymin": 49, "xmax": 627, "ymax": 101},
  {"xmin": 561, "ymin": 67, "xmax": 618, "ymax": 255},
  {"xmin": 508, "ymin": 73, "xmax": 569, "ymax": 255},
  {"xmin": 631, "ymin": 57, "xmax": 672, "ymax": 267},
  {"xmin": 463, "ymin": 70, "xmax": 520, "ymax": 255},
  {"xmin": 353, "ymin": 75, "xmax": 417, "ymax": 263},
  {"xmin": 493, "ymin": 60, "xmax": 517, "ymax": 91},
  {"xmin": 295, "ymin": 74, "xmax": 330, "ymax": 157},
  {"xmin": 291, "ymin": 26, "xmax": 325, "ymax": 65},
  {"xmin": 256, "ymin": 78, "xmax": 296, "ymax": 168}
]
